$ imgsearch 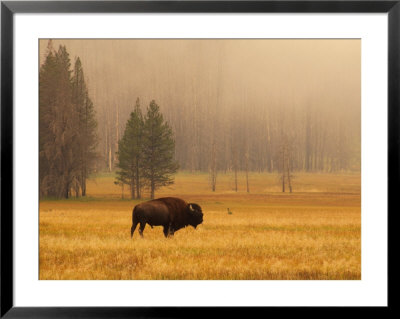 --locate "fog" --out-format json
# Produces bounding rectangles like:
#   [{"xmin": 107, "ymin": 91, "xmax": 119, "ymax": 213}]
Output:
[{"xmin": 40, "ymin": 39, "xmax": 360, "ymax": 173}]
